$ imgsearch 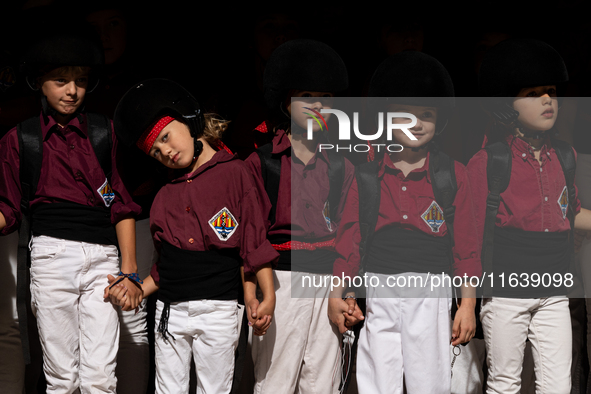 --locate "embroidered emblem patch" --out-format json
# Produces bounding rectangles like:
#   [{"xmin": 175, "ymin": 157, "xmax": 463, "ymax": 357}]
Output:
[
  {"xmin": 209, "ymin": 208, "xmax": 239, "ymax": 241},
  {"xmin": 323, "ymin": 200, "xmax": 333, "ymax": 232},
  {"xmin": 558, "ymin": 186, "xmax": 568, "ymax": 220},
  {"xmin": 421, "ymin": 201, "xmax": 445, "ymax": 233},
  {"xmin": 97, "ymin": 179, "xmax": 115, "ymax": 207}
]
